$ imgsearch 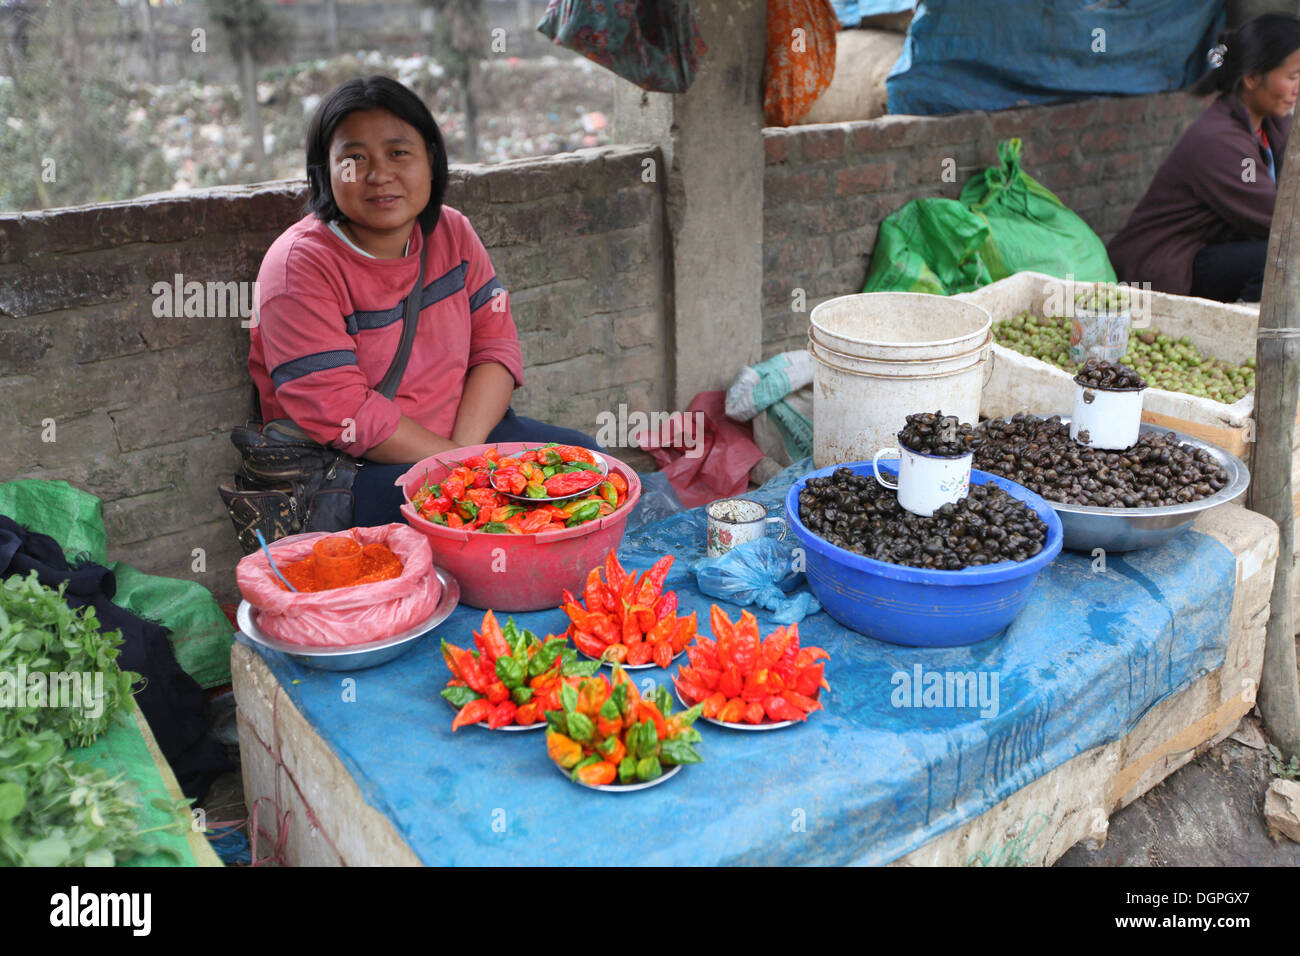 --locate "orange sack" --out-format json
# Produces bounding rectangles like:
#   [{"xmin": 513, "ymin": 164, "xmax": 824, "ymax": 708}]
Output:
[{"xmin": 764, "ymin": 0, "xmax": 838, "ymax": 127}]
